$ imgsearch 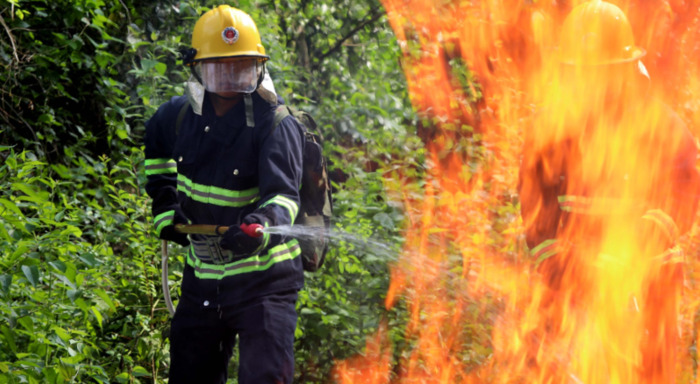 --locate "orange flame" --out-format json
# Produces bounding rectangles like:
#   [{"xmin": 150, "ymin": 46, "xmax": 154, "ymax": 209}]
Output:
[{"xmin": 334, "ymin": 0, "xmax": 700, "ymax": 383}]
